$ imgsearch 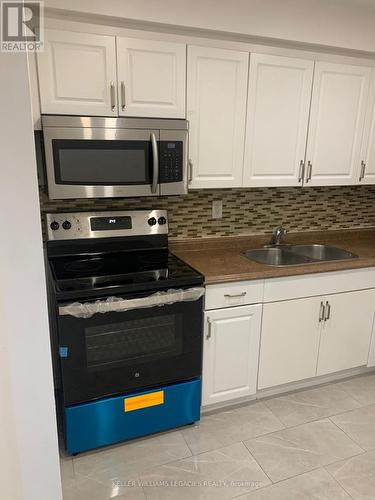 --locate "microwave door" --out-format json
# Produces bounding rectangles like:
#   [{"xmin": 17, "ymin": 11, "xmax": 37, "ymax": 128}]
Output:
[
  {"xmin": 43, "ymin": 127, "xmax": 160, "ymax": 199},
  {"xmin": 159, "ymin": 129, "xmax": 188, "ymax": 196}
]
